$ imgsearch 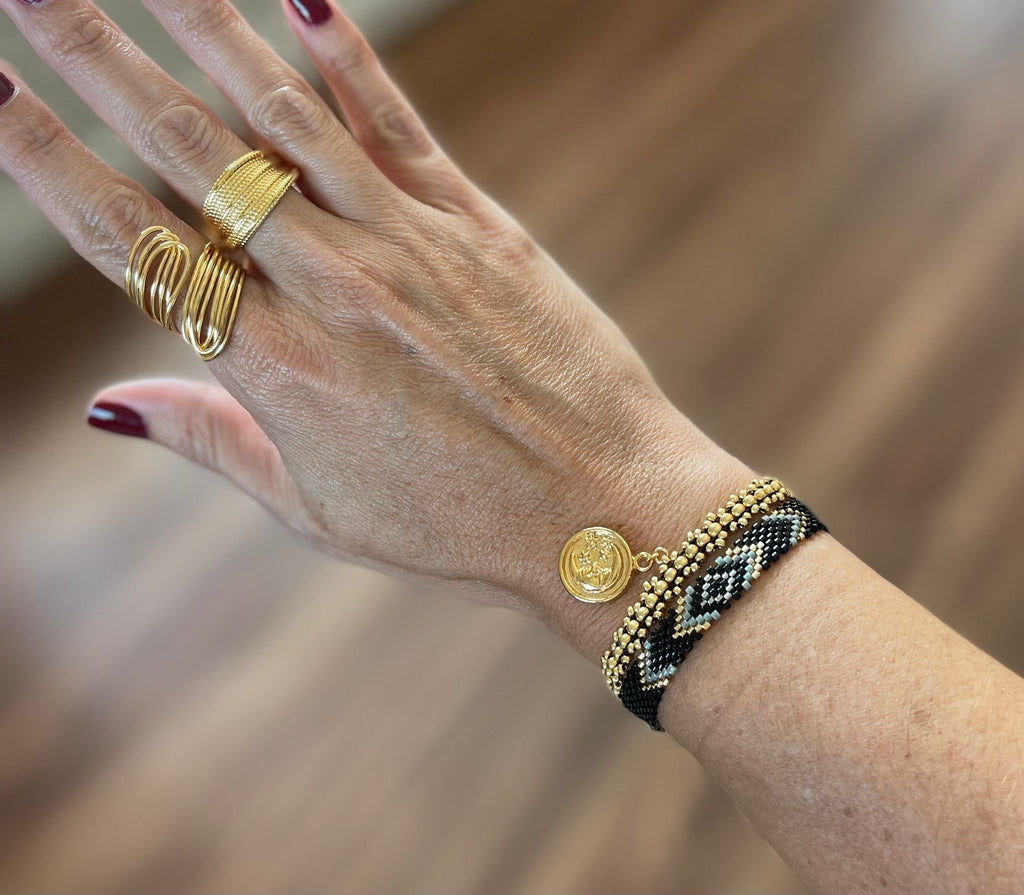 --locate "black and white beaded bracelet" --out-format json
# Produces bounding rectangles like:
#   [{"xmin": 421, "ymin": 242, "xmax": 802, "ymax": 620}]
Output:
[{"xmin": 618, "ymin": 498, "xmax": 827, "ymax": 730}]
